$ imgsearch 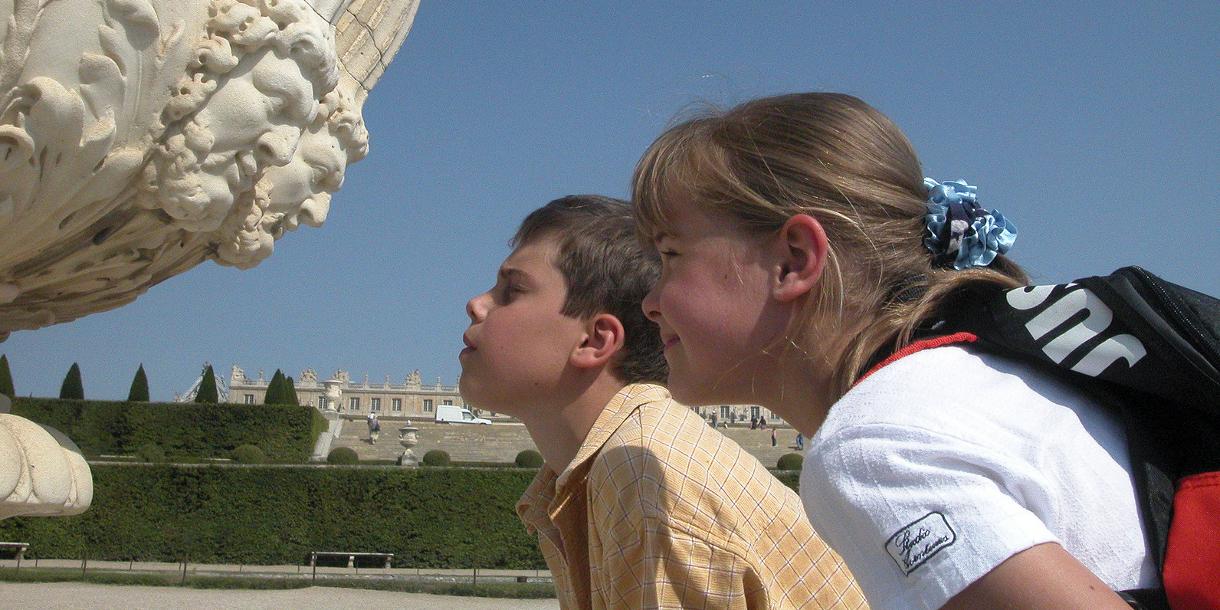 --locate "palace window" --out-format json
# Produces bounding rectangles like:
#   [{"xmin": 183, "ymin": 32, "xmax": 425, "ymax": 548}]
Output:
[
  {"xmin": 442, "ymin": 399, "xmax": 453, "ymax": 405},
  {"xmin": 423, "ymin": 399, "xmax": 433, "ymax": 412},
  {"xmin": 349, "ymin": 397, "xmax": 361, "ymax": 411},
  {"xmin": 370, "ymin": 398, "xmax": 381, "ymax": 412},
  {"xmin": 244, "ymin": 394, "xmax": 254, "ymax": 404},
  {"xmin": 392, "ymin": 398, "xmax": 402, "ymax": 412},
  {"xmin": 750, "ymin": 406, "xmax": 760, "ymax": 420},
  {"xmin": 720, "ymin": 405, "xmax": 731, "ymax": 419},
  {"xmin": 318, "ymin": 397, "xmax": 328, "ymax": 409}
]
